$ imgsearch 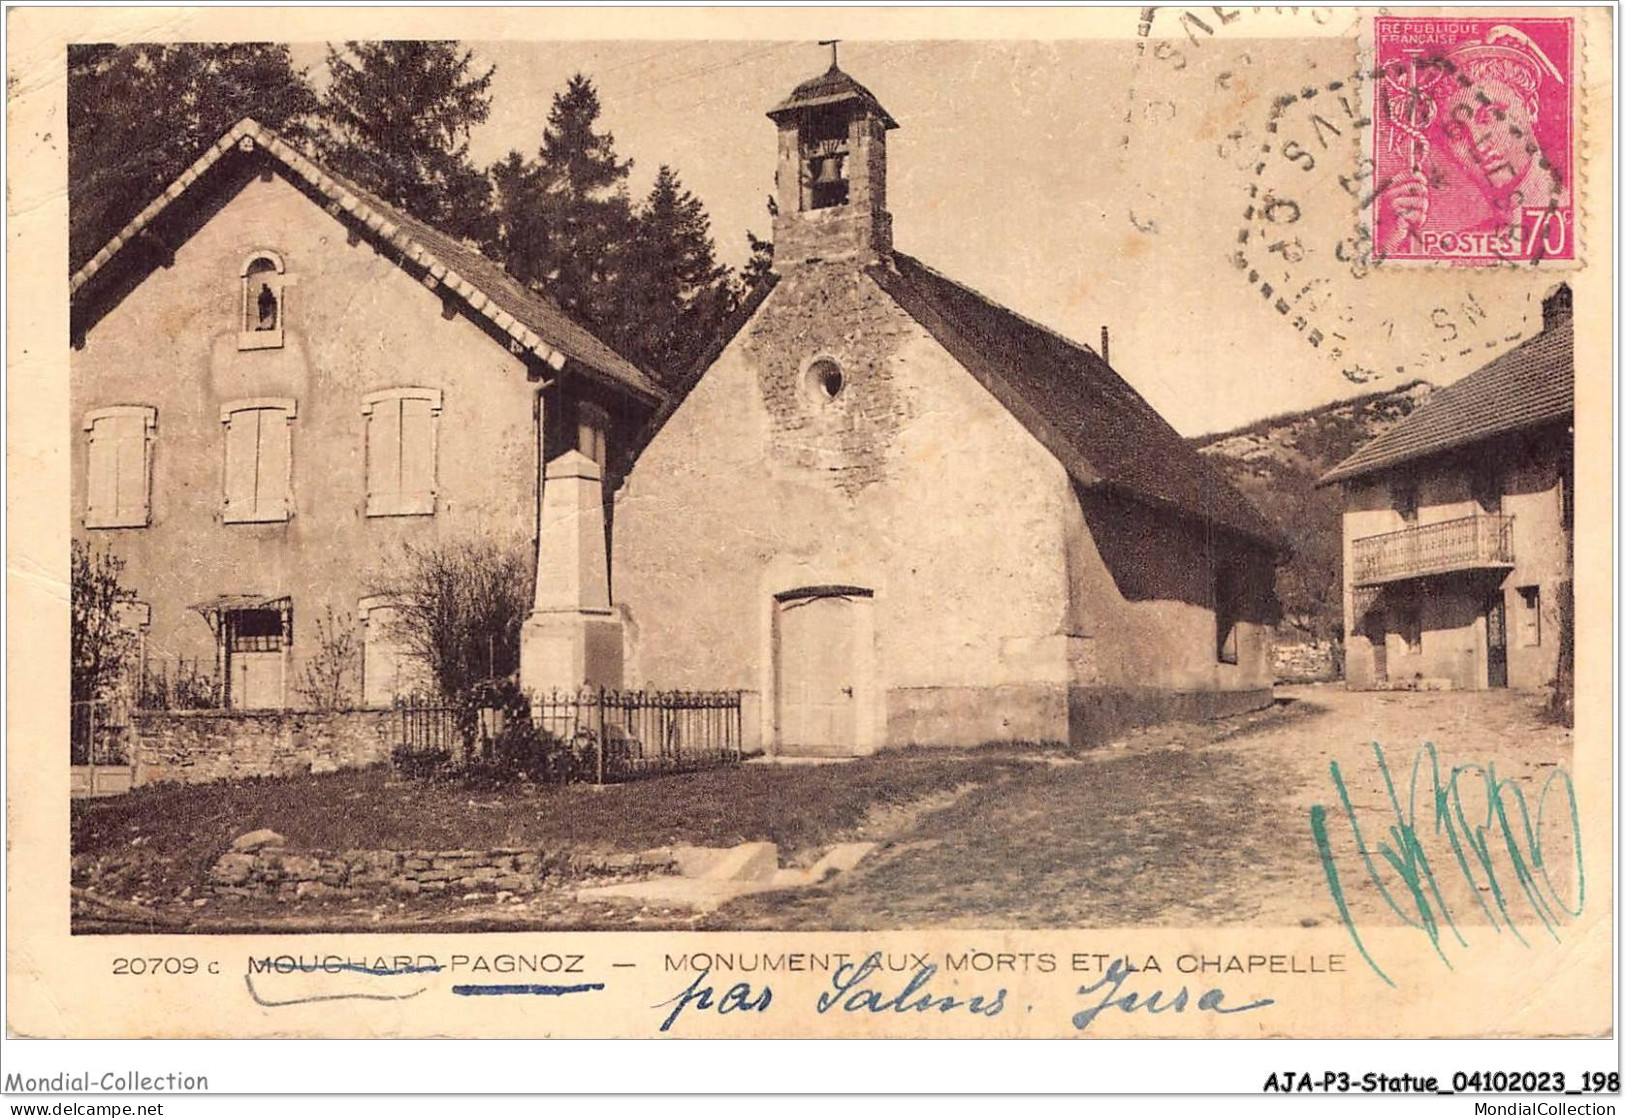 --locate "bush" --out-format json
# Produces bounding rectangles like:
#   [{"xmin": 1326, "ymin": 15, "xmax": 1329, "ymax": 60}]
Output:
[
  {"xmin": 490, "ymin": 718, "xmax": 580, "ymax": 783},
  {"xmin": 391, "ymin": 744, "xmax": 453, "ymax": 780}
]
